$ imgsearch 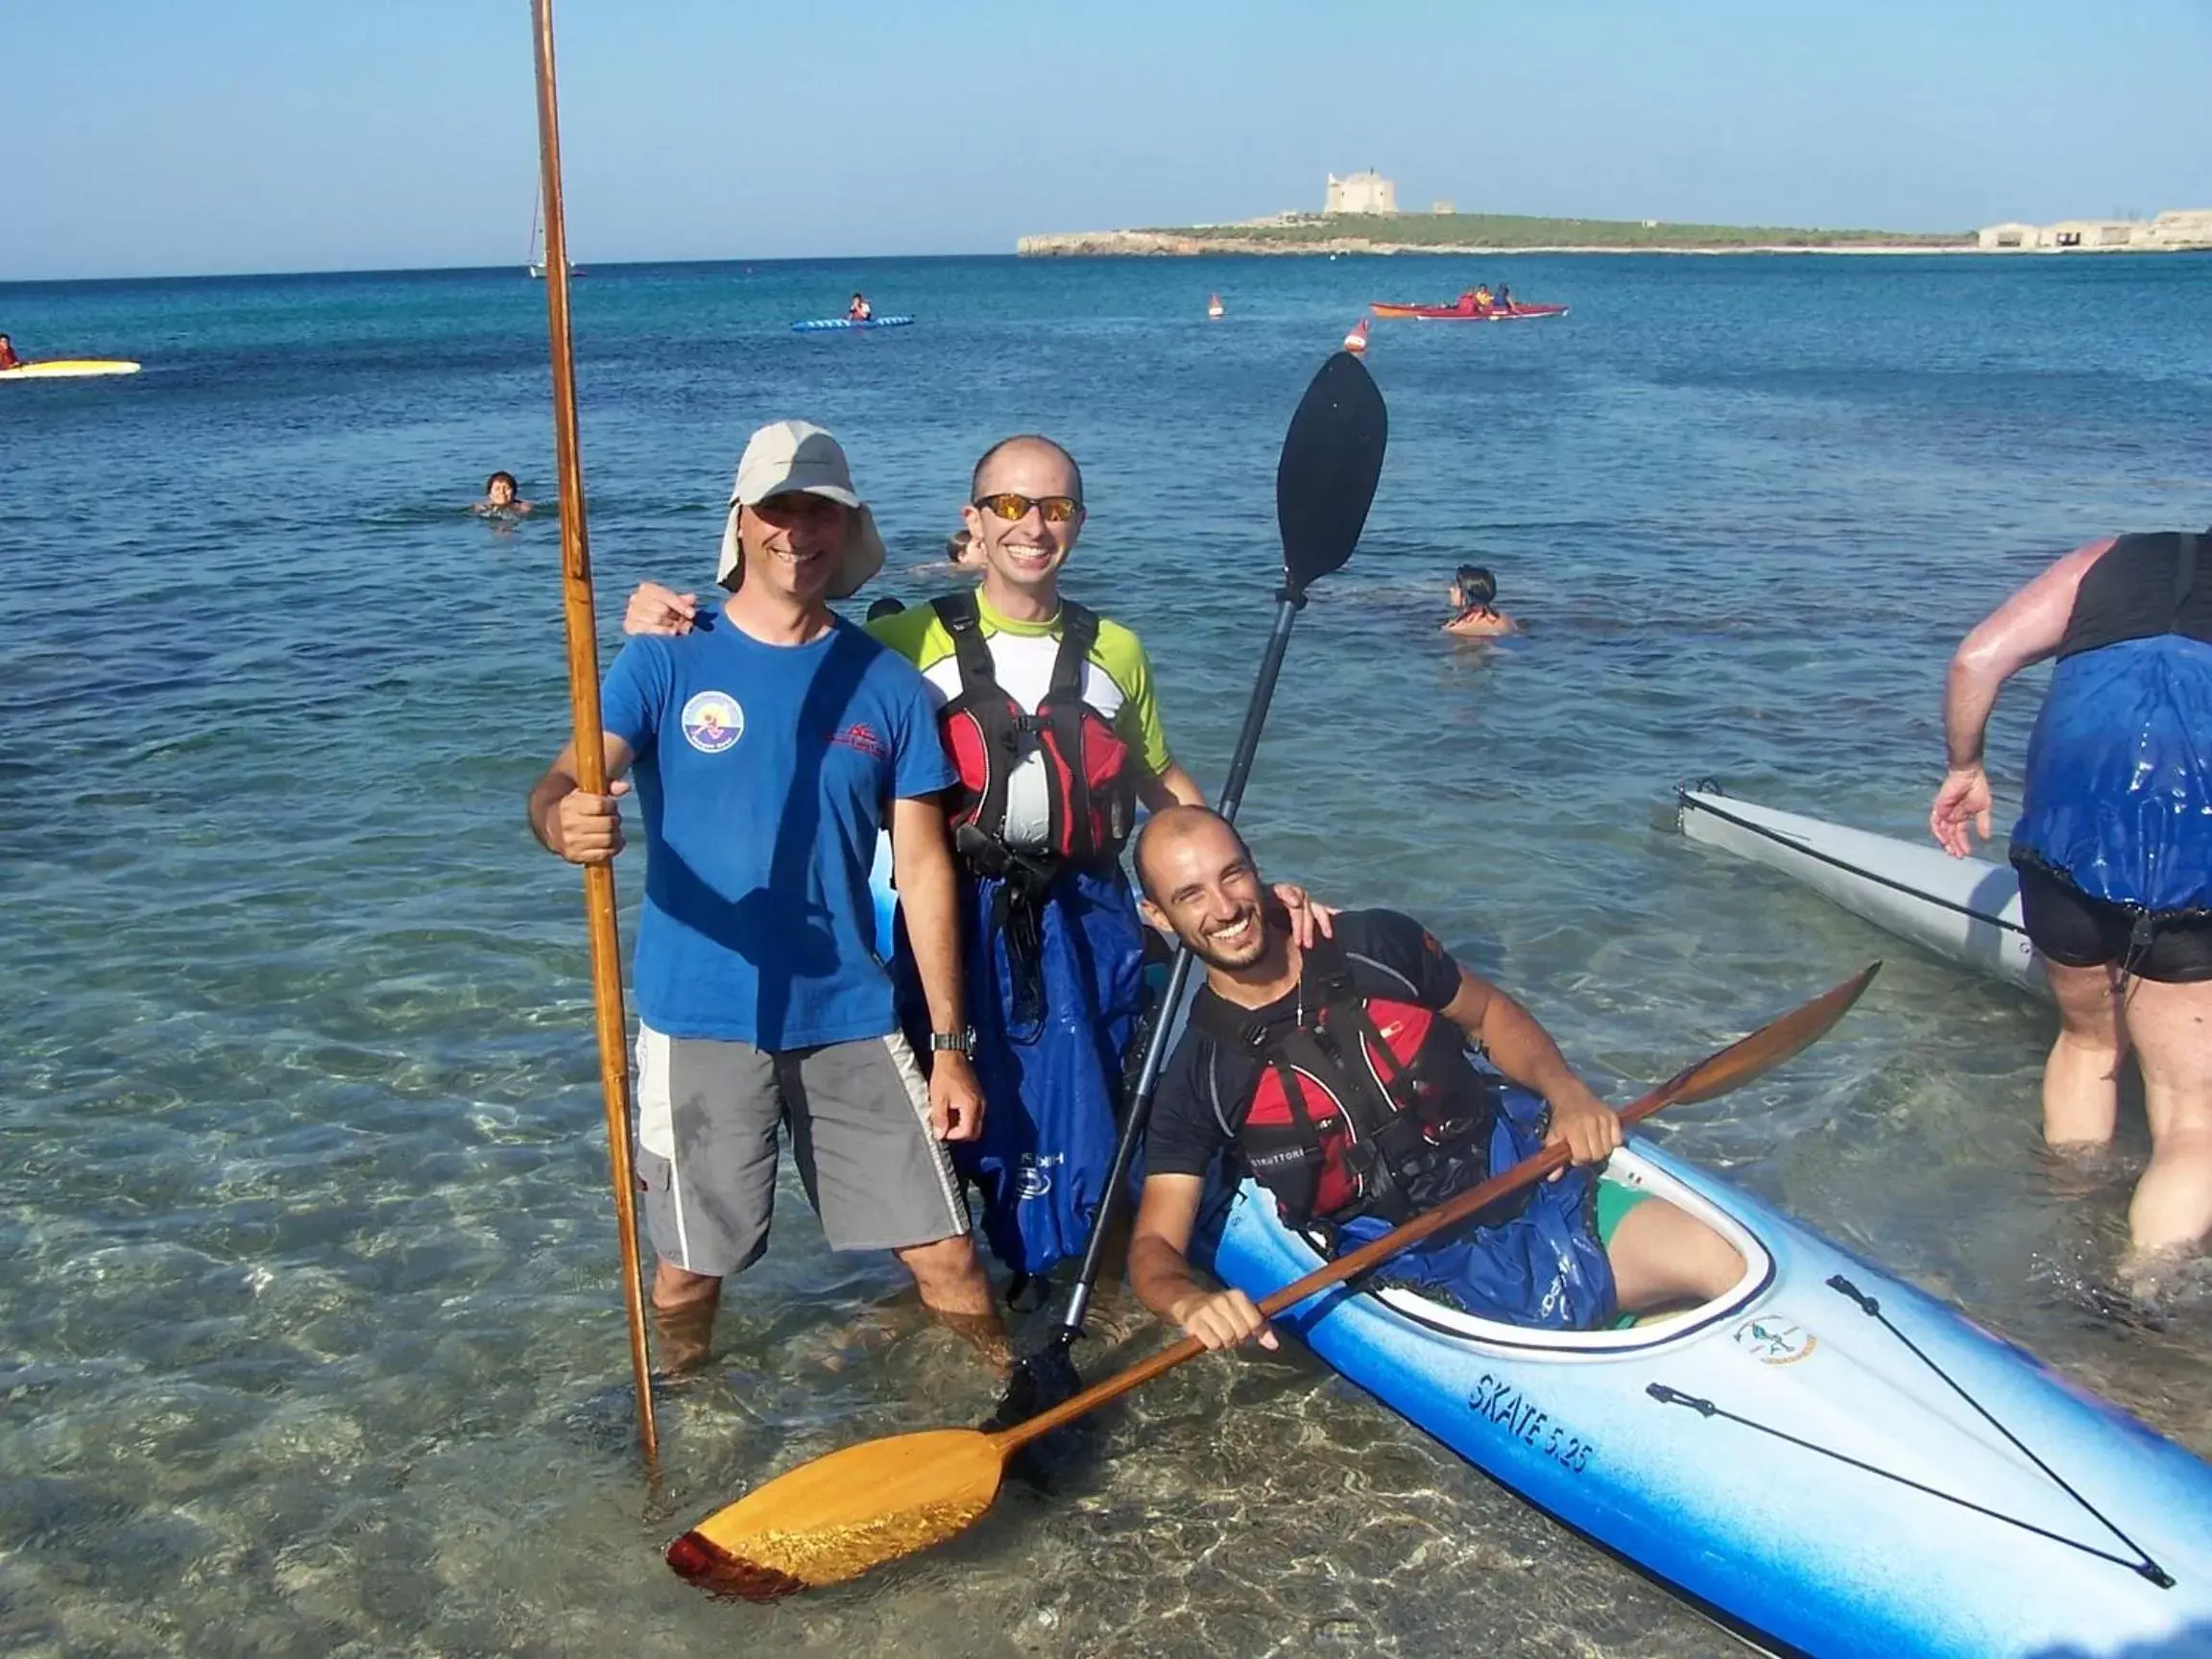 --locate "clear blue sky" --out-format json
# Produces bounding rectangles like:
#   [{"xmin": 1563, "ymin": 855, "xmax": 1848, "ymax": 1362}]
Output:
[{"xmin": 6, "ymin": 0, "xmax": 2207, "ymax": 280}]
